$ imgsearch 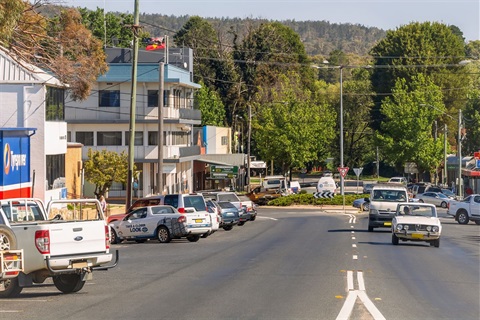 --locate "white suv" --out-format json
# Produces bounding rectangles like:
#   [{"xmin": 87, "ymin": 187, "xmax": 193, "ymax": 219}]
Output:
[
  {"xmin": 388, "ymin": 177, "xmax": 407, "ymax": 184},
  {"xmin": 162, "ymin": 194, "xmax": 220, "ymax": 236}
]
